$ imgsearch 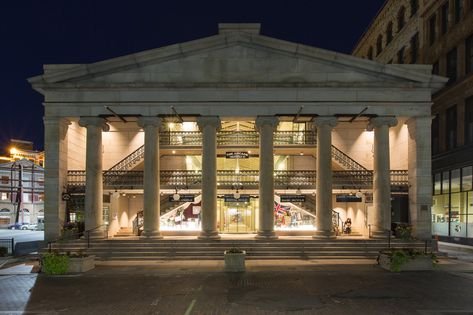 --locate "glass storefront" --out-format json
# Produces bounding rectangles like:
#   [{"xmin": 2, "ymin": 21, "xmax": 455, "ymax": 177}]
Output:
[
  {"xmin": 218, "ymin": 199, "xmax": 256, "ymax": 233},
  {"xmin": 432, "ymin": 166, "xmax": 473, "ymax": 238}
]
